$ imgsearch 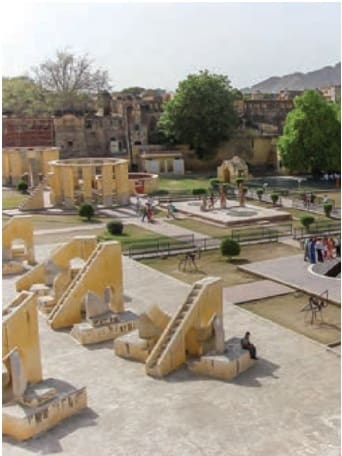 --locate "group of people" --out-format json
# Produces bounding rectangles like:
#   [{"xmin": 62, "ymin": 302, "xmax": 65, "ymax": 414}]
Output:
[
  {"xmin": 302, "ymin": 192, "xmax": 316, "ymax": 209},
  {"xmin": 201, "ymin": 190, "xmax": 227, "ymax": 212},
  {"xmin": 135, "ymin": 196, "xmax": 154, "ymax": 223},
  {"xmin": 304, "ymin": 236, "xmax": 341, "ymax": 263}
]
